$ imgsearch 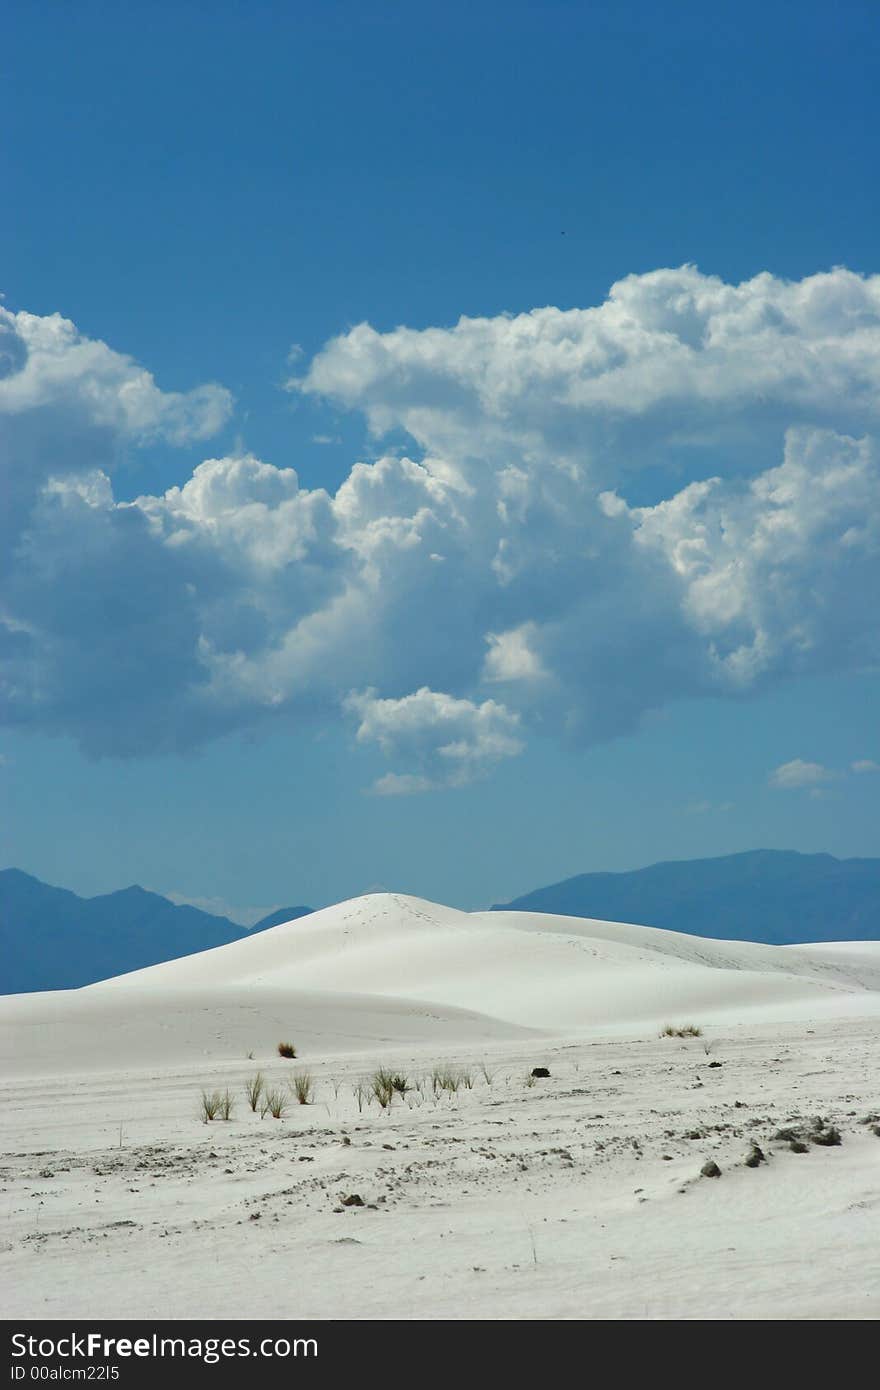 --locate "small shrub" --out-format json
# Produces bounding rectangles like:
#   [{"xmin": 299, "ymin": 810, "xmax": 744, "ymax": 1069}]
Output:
[
  {"xmin": 244, "ymin": 1073, "xmax": 265, "ymax": 1112},
  {"xmin": 432, "ymin": 1065, "xmax": 464, "ymax": 1095},
  {"xmin": 262, "ymin": 1087, "xmax": 288, "ymax": 1119},
  {"xmin": 291, "ymin": 1071, "xmax": 314, "ymax": 1105},
  {"xmin": 660, "ymin": 1024, "xmax": 703, "ymax": 1038},
  {"xmin": 277, "ymin": 1041, "xmax": 297, "ymax": 1059},
  {"xmin": 199, "ymin": 1089, "xmax": 233, "ymax": 1121},
  {"xmin": 371, "ymin": 1067, "xmax": 396, "ymax": 1108},
  {"xmin": 200, "ymin": 1089, "xmax": 222, "ymax": 1122},
  {"xmin": 353, "ymin": 1082, "xmax": 368, "ymax": 1114}
]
